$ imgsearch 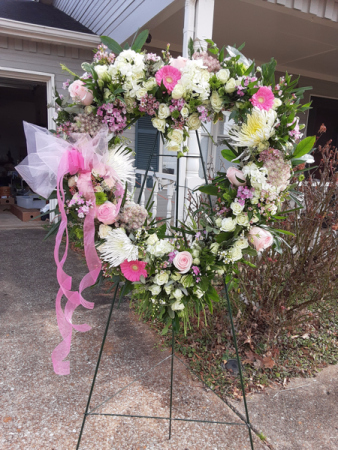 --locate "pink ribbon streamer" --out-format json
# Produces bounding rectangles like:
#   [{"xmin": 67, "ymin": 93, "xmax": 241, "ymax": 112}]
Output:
[{"xmin": 51, "ymin": 149, "xmax": 101, "ymax": 375}]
